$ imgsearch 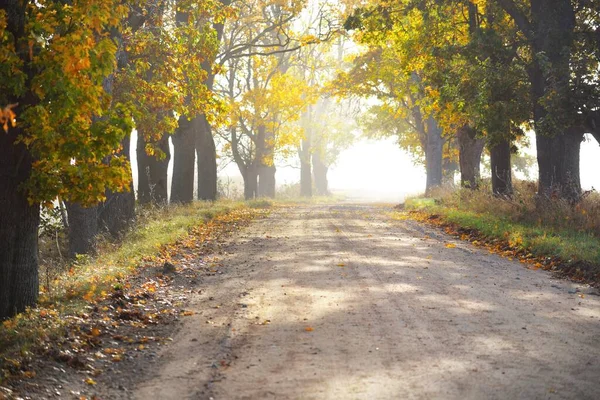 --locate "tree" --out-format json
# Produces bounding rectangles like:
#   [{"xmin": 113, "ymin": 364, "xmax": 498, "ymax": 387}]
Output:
[
  {"xmin": 334, "ymin": 45, "xmax": 446, "ymax": 194},
  {"xmin": 0, "ymin": 1, "xmax": 132, "ymax": 318},
  {"xmin": 310, "ymin": 98, "xmax": 355, "ymax": 195},
  {"xmin": 492, "ymin": 0, "xmax": 600, "ymax": 200},
  {"xmin": 221, "ymin": 53, "xmax": 316, "ymax": 199},
  {"xmin": 342, "ymin": 1, "xmax": 535, "ymax": 195}
]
